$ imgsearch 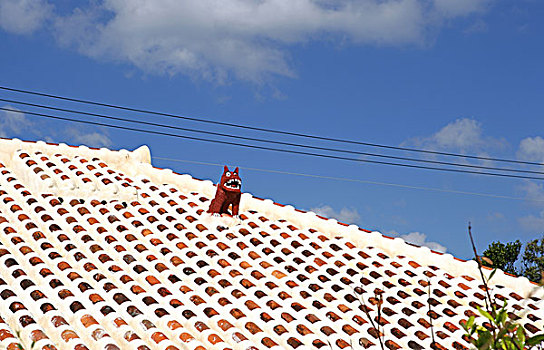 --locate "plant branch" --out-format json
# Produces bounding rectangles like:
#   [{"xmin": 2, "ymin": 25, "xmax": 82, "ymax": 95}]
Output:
[
  {"xmin": 468, "ymin": 223, "xmax": 497, "ymax": 343},
  {"xmin": 354, "ymin": 286, "xmax": 385, "ymax": 350},
  {"xmin": 427, "ymin": 279, "xmax": 436, "ymax": 347}
]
